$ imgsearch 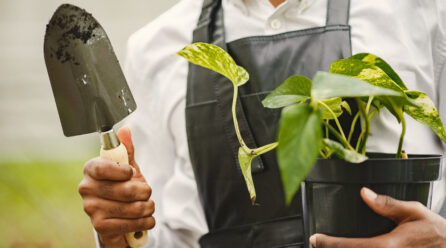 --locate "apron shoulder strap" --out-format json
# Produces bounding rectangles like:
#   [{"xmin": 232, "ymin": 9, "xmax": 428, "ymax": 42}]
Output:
[
  {"xmin": 191, "ymin": 0, "xmax": 266, "ymax": 173},
  {"xmin": 194, "ymin": 0, "xmax": 221, "ymax": 42},
  {"xmin": 326, "ymin": 0, "xmax": 351, "ymax": 26},
  {"xmin": 202, "ymin": 0, "xmax": 216, "ymax": 9}
]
